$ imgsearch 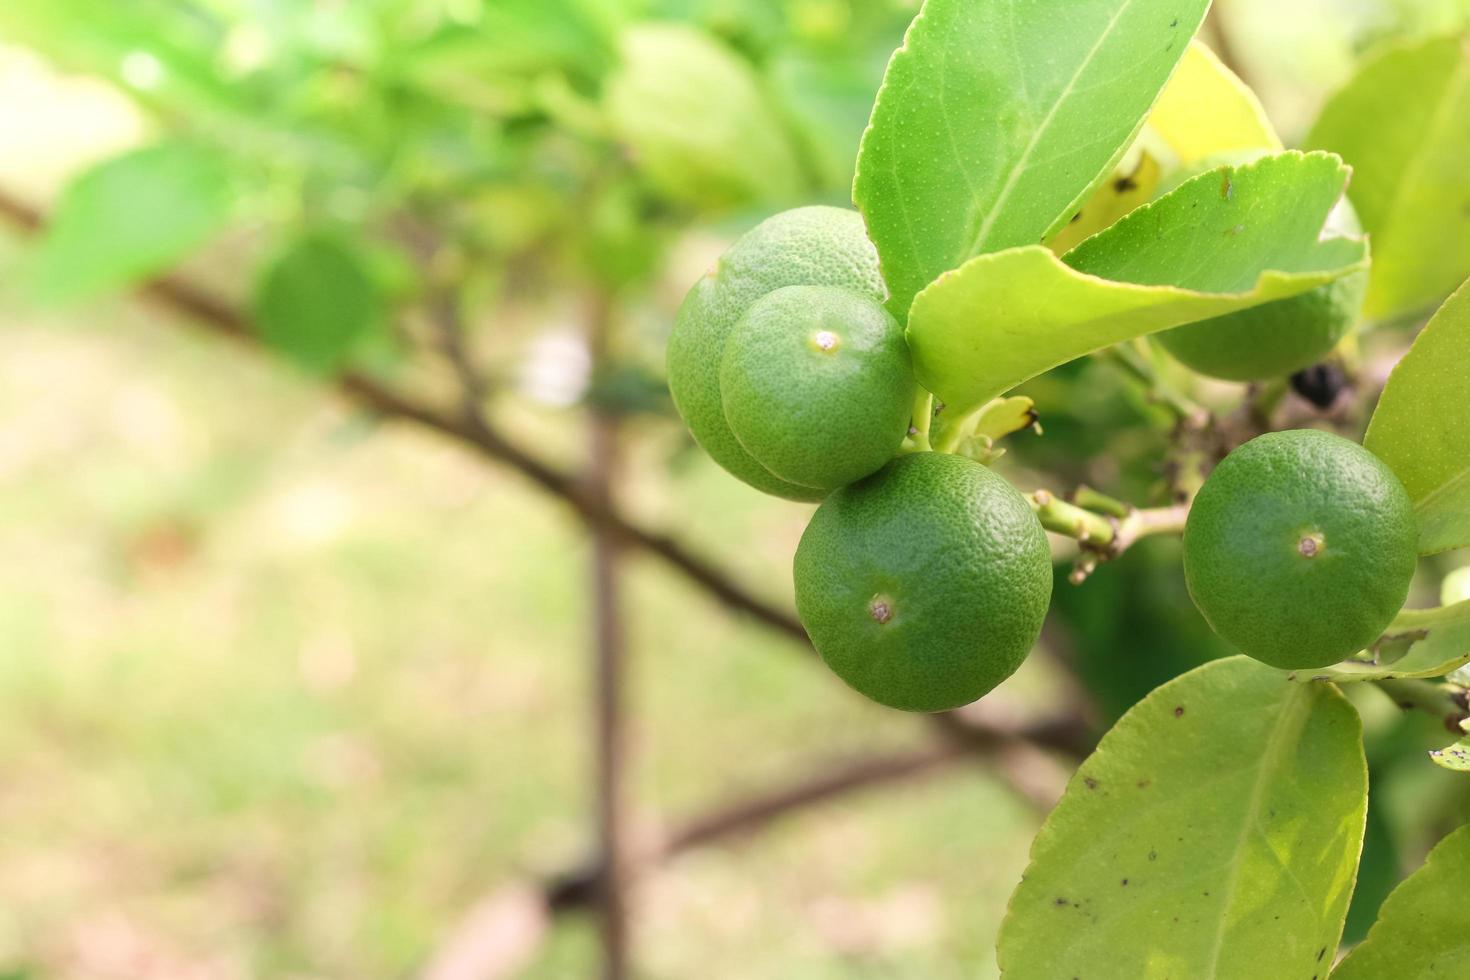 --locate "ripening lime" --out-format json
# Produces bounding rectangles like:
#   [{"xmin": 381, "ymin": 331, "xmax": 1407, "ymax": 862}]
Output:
[
  {"xmin": 794, "ymin": 452, "xmax": 1053, "ymax": 711},
  {"xmin": 1155, "ymin": 199, "xmax": 1366, "ymax": 381},
  {"xmin": 1183, "ymin": 429, "xmax": 1417, "ymax": 670},
  {"xmin": 666, "ymin": 206, "xmax": 886, "ymax": 501},
  {"xmin": 720, "ymin": 285, "xmax": 915, "ymax": 491}
]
